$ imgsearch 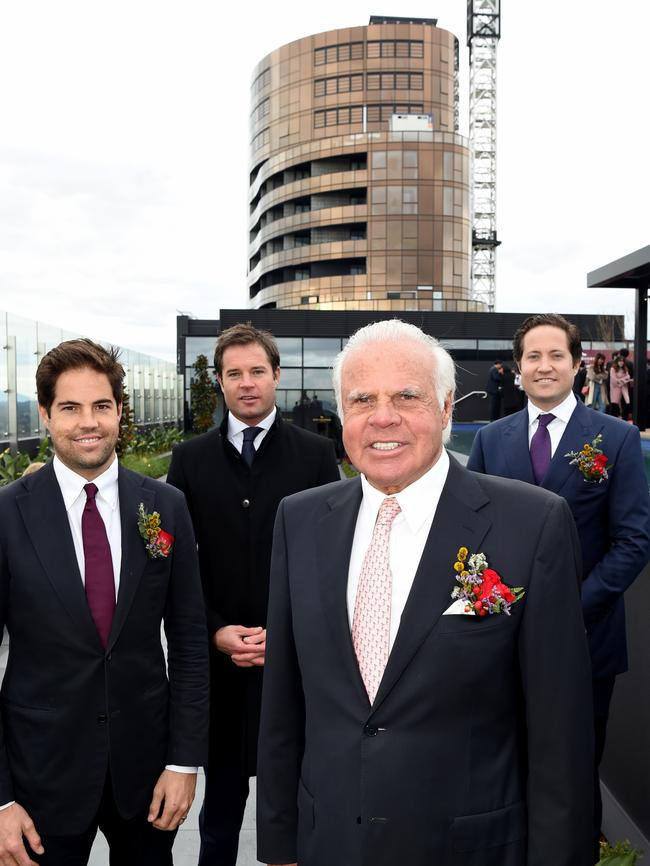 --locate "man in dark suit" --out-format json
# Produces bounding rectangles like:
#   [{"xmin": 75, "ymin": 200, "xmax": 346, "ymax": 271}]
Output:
[
  {"xmin": 468, "ymin": 313, "xmax": 650, "ymax": 856},
  {"xmin": 257, "ymin": 319, "xmax": 593, "ymax": 866},
  {"xmin": 0, "ymin": 339, "xmax": 209, "ymax": 866},
  {"xmin": 167, "ymin": 324, "xmax": 339, "ymax": 866},
  {"xmin": 485, "ymin": 360, "xmax": 504, "ymax": 421}
]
